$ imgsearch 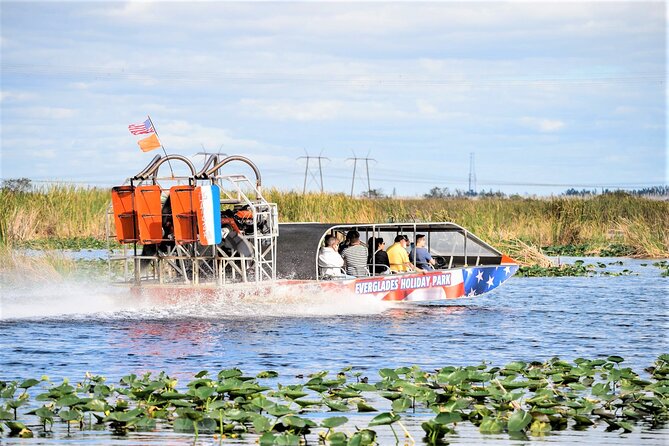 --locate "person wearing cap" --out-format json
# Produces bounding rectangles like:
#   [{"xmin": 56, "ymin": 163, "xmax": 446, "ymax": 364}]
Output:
[
  {"xmin": 387, "ymin": 235, "xmax": 415, "ymax": 273},
  {"xmin": 410, "ymin": 234, "xmax": 436, "ymax": 271}
]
